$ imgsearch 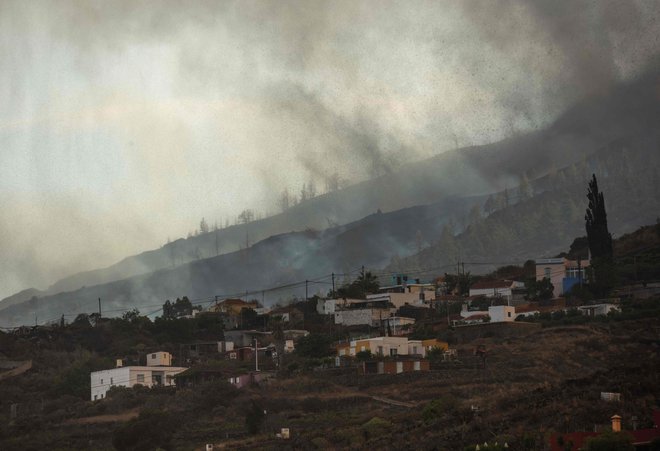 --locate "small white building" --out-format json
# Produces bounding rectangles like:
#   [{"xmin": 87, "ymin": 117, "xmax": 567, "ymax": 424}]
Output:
[
  {"xmin": 488, "ymin": 305, "xmax": 517, "ymax": 322},
  {"xmin": 316, "ymin": 298, "xmax": 337, "ymax": 315},
  {"xmin": 147, "ymin": 351, "xmax": 172, "ymax": 366},
  {"xmin": 90, "ymin": 351, "xmax": 187, "ymax": 401},
  {"xmin": 469, "ymin": 280, "xmax": 525, "ymax": 302},
  {"xmin": 577, "ymin": 303, "xmax": 619, "ymax": 317}
]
